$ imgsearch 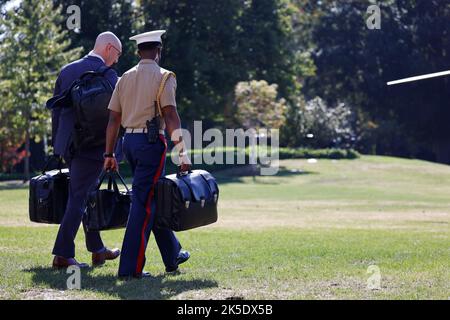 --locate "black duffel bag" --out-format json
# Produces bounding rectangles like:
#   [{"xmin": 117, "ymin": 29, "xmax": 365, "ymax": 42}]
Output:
[
  {"xmin": 84, "ymin": 170, "xmax": 131, "ymax": 232},
  {"xmin": 29, "ymin": 156, "xmax": 69, "ymax": 224},
  {"xmin": 155, "ymin": 169, "xmax": 219, "ymax": 231}
]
